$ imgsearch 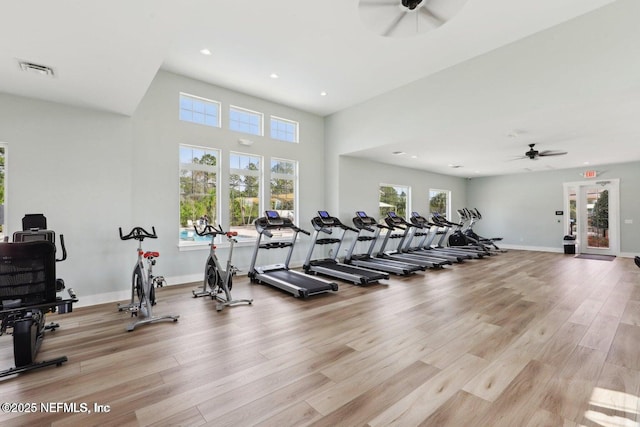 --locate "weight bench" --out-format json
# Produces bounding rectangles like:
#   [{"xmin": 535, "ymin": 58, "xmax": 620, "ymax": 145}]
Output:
[{"xmin": 0, "ymin": 238, "xmax": 77, "ymax": 378}]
